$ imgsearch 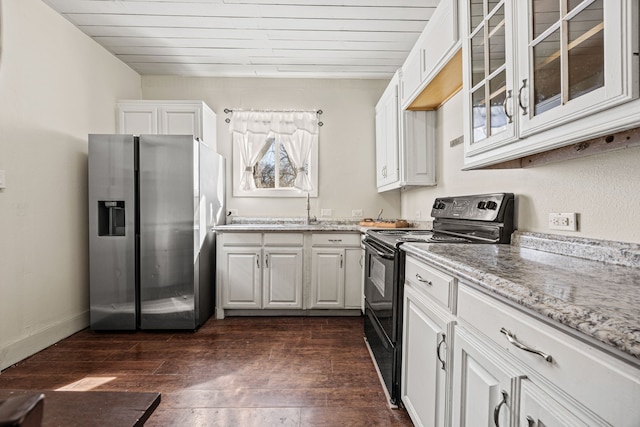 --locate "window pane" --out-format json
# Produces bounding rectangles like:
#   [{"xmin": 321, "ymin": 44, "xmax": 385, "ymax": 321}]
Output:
[
  {"xmin": 471, "ymin": 30, "xmax": 485, "ymax": 87},
  {"xmin": 254, "ymin": 140, "xmax": 276, "ymax": 188},
  {"xmin": 472, "ymin": 86, "xmax": 487, "ymax": 143},
  {"xmin": 278, "ymin": 142, "xmax": 297, "ymax": 188},
  {"xmin": 532, "ymin": 0, "xmax": 559, "ymax": 39},
  {"xmin": 568, "ymin": 0, "xmax": 604, "ymax": 101},
  {"xmin": 489, "ymin": 70, "xmax": 508, "ymax": 137},
  {"xmin": 470, "ymin": 0, "xmax": 484, "ymax": 31},
  {"xmin": 487, "ymin": 0, "xmax": 500, "ymax": 15},
  {"xmin": 488, "ymin": 5, "xmax": 505, "ymax": 75},
  {"xmin": 533, "ymin": 28, "xmax": 561, "ymax": 115},
  {"xmin": 567, "ymin": 0, "xmax": 583, "ymax": 13}
]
